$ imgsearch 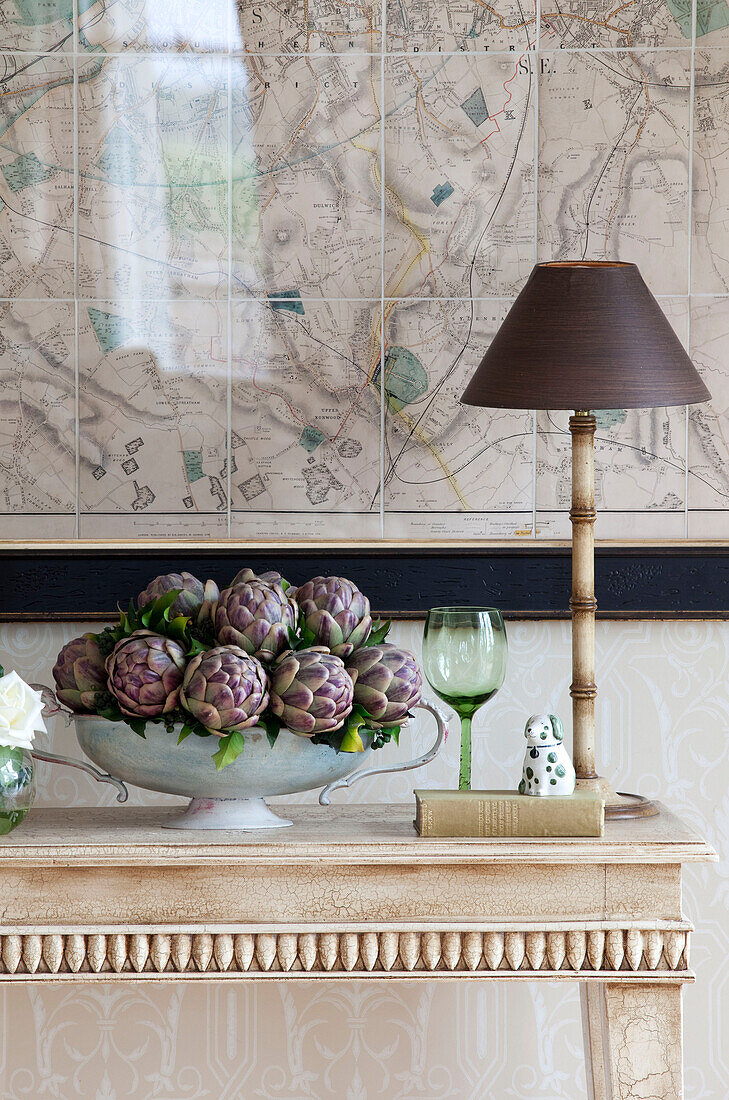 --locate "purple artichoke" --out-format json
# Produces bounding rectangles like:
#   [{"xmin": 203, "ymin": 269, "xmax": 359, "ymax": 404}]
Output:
[
  {"xmin": 294, "ymin": 576, "xmax": 372, "ymax": 657},
  {"xmin": 270, "ymin": 646, "xmax": 354, "ymax": 736},
  {"xmin": 180, "ymin": 646, "xmax": 269, "ymax": 733},
  {"xmin": 106, "ymin": 630, "xmax": 187, "ymax": 717},
  {"xmin": 230, "ymin": 567, "xmax": 288, "ymax": 590},
  {"xmin": 196, "ymin": 579, "xmax": 221, "ymax": 625},
  {"xmin": 214, "ymin": 581, "xmax": 298, "ymax": 663},
  {"xmin": 52, "ymin": 634, "xmax": 108, "ymax": 713},
  {"xmin": 346, "ymin": 643, "xmax": 422, "ymax": 726},
  {"xmin": 137, "ymin": 572, "xmax": 205, "ymax": 618}
]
